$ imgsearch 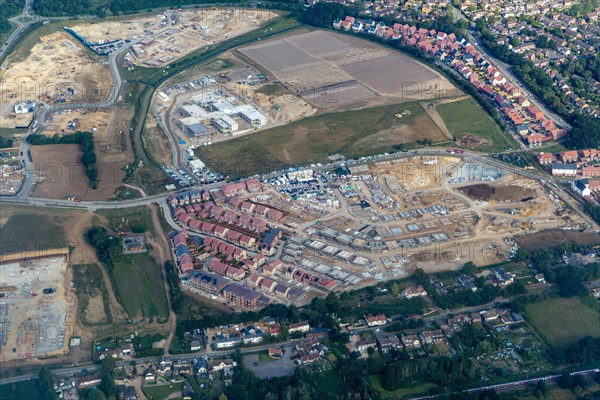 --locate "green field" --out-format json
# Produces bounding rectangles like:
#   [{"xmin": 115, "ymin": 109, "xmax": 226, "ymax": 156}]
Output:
[
  {"xmin": 197, "ymin": 102, "xmax": 450, "ymax": 178},
  {"xmin": 111, "ymin": 253, "xmax": 169, "ymax": 320},
  {"xmin": 530, "ymin": 144, "xmax": 567, "ymax": 154},
  {"xmin": 0, "ymin": 127, "xmax": 25, "ymax": 139},
  {"xmin": 0, "ymin": 380, "xmax": 42, "ymax": 400},
  {"xmin": 72, "ymin": 263, "xmax": 112, "ymax": 325},
  {"xmin": 143, "ymin": 381, "xmax": 184, "ymax": 400},
  {"xmin": 368, "ymin": 376, "xmax": 437, "ymax": 399},
  {"xmin": 436, "ymin": 98, "xmax": 518, "ymax": 152},
  {"xmin": 524, "ymin": 297, "xmax": 600, "ymax": 347},
  {"xmin": 0, "ymin": 211, "xmax": 67, "ymax": 255},
  {"xmin": 96, "ymin": 206, "xmax": 155, "ymax": 235}
]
